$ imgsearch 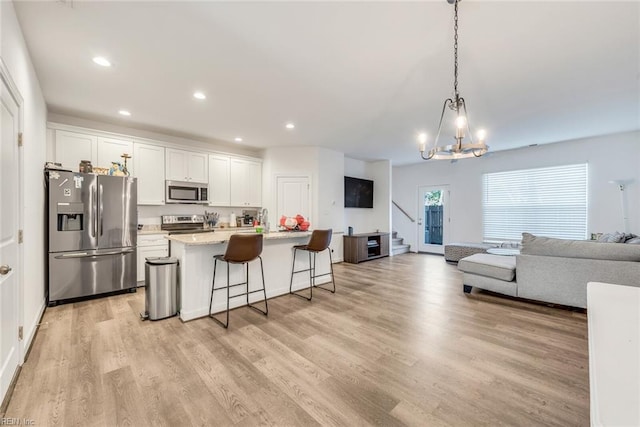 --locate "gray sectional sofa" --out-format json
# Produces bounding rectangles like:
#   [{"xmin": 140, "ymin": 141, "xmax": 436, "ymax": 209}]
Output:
[{"xmin": 458, "ymin": 233, "xmax": 640, "ymax": 308}]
